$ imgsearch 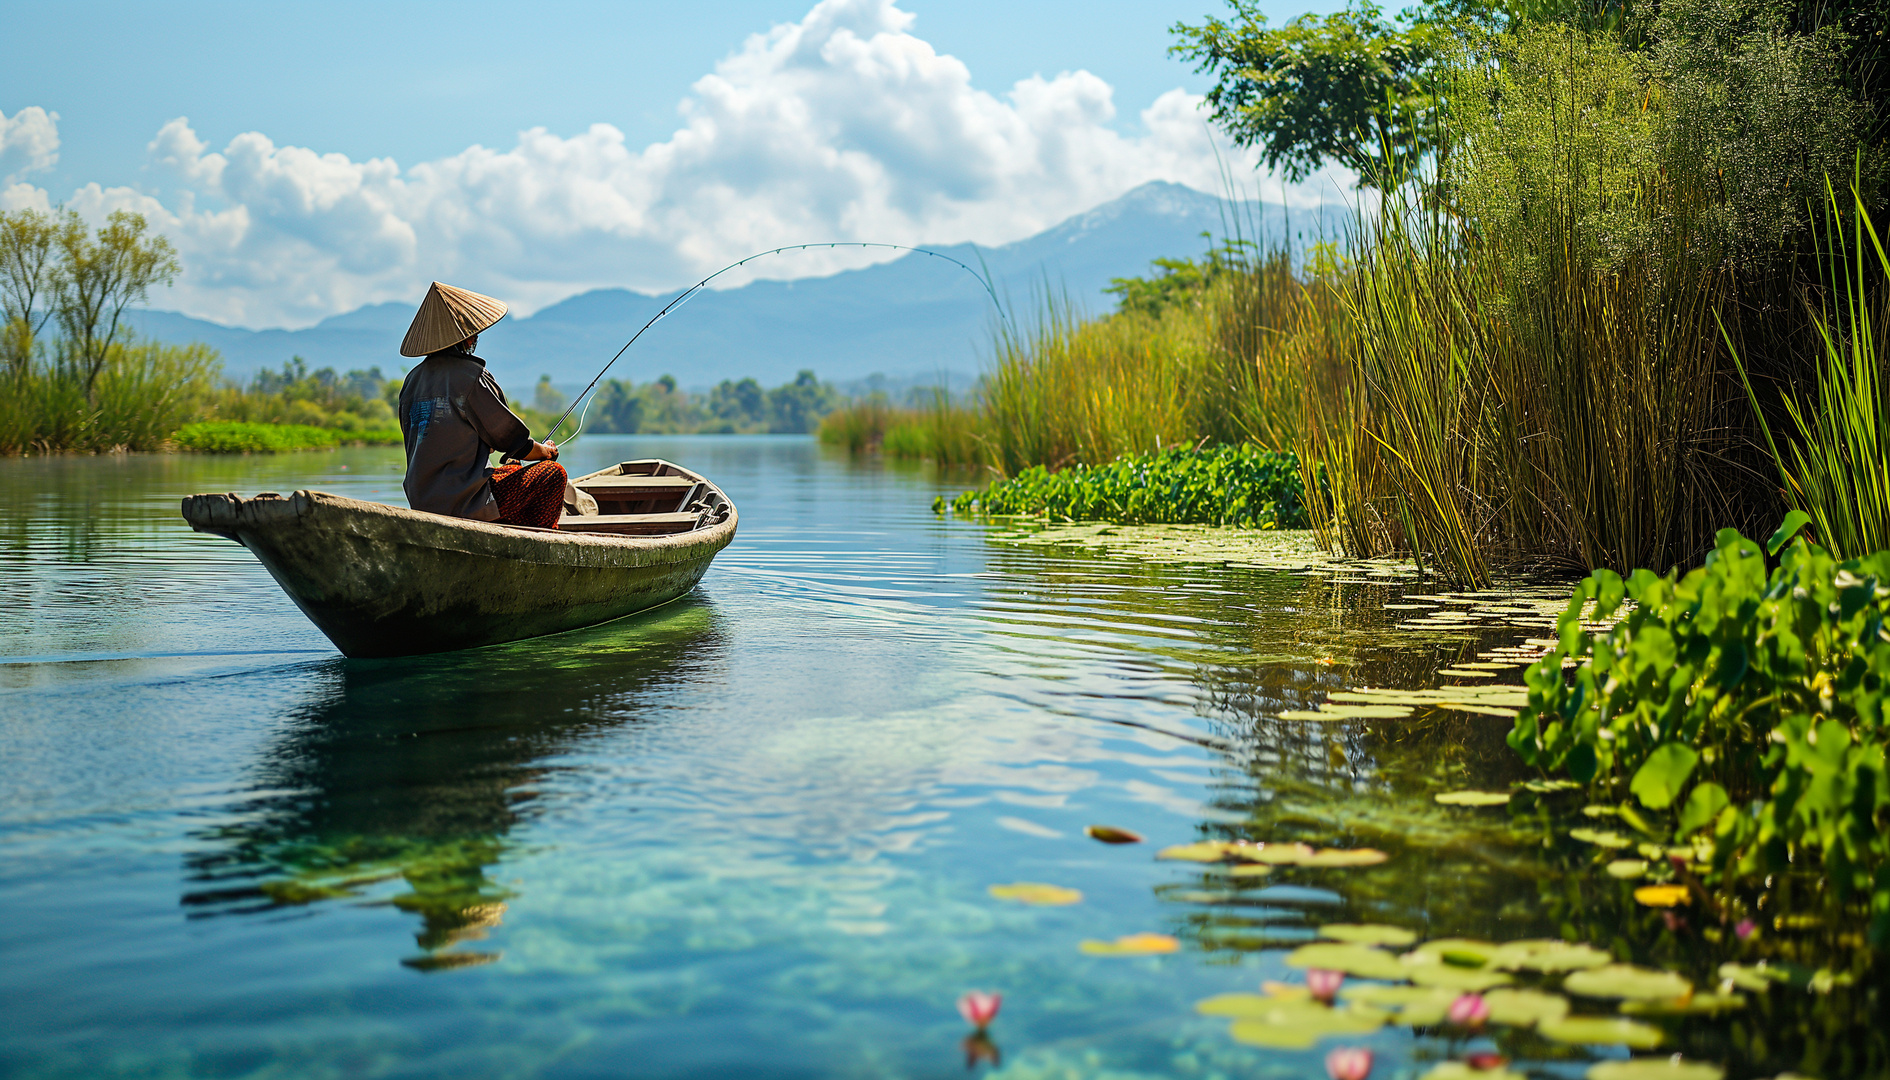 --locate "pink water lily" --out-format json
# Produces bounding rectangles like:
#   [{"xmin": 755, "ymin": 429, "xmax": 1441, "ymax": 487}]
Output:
[
  {"xmin": 1306, "ymin": 968, "xmax": 1344, "ymax": 1003},
  {"xmin": 957, "ymin": 990, "xmax": 1002, "ymax": 1029},
  {"xmin": 1447, "ymin": 992, "xmax": 1490, "ymax": 1027},
  {"xmin": 1735, "ymin": 918, "xmax": 1757, "ymax": 941},
  {"xmin": 1326, "ymin": 1047, "xmax": 1373, "ymax": 1080}
]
